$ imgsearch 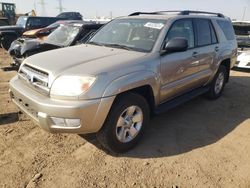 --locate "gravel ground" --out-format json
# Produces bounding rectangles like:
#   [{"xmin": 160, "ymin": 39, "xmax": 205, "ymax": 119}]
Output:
[{"xmin": 0, "ymin": 49, "xmax": 250, "ymax": 188}]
